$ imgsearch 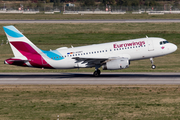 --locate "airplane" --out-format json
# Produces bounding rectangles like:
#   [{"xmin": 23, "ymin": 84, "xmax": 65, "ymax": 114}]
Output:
[{"xmin": 3, "ymin": 25, "xmax": 177, "ymax": 76}]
